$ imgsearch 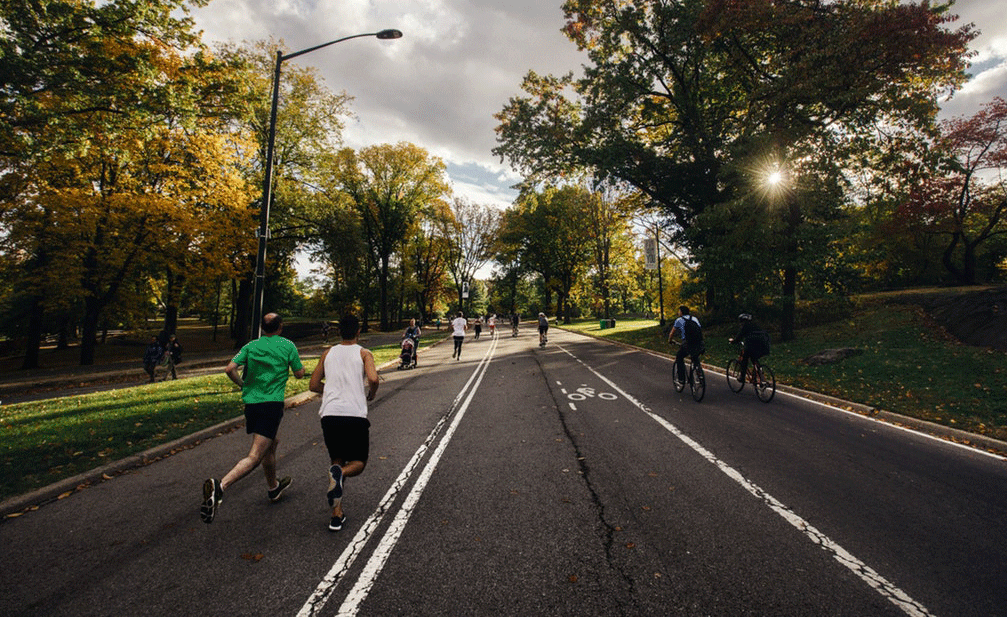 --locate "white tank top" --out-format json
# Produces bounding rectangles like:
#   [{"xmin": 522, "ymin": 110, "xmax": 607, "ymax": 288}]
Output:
[{"xmin": 318, "ymin": 344, "xmax": 368, "ymax": 419}]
